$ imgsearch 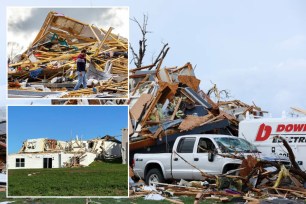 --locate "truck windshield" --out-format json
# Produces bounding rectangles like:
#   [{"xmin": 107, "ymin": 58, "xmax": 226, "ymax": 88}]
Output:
[{"xmin": 214, "ymin": 137, "xmax": 259, "ymax": 153}]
